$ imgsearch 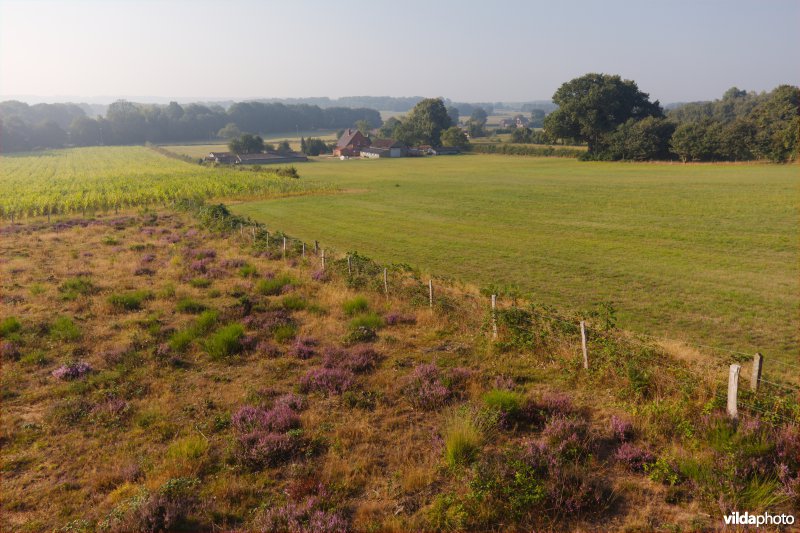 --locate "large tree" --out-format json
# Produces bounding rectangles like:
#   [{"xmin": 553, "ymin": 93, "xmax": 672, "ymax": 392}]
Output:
[
  {"xmin": 228, "ymin": 134, "xmax": 264, "ymax": 155},
  {"xmin": 544, "ymin": 73, "xmax": 663, "ymax": 154},
  {"xmin": 397, "ymin": 98, "xmax": 452, "ymax": 146}
]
